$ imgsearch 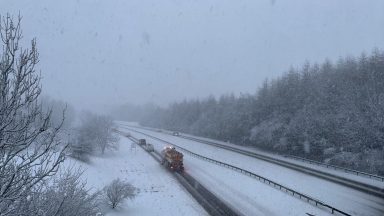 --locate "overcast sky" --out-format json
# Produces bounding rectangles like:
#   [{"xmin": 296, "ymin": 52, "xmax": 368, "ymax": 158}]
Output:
[{"xmin": 1, "ymin": 0, "xmax": 384, "ymax": 112}]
